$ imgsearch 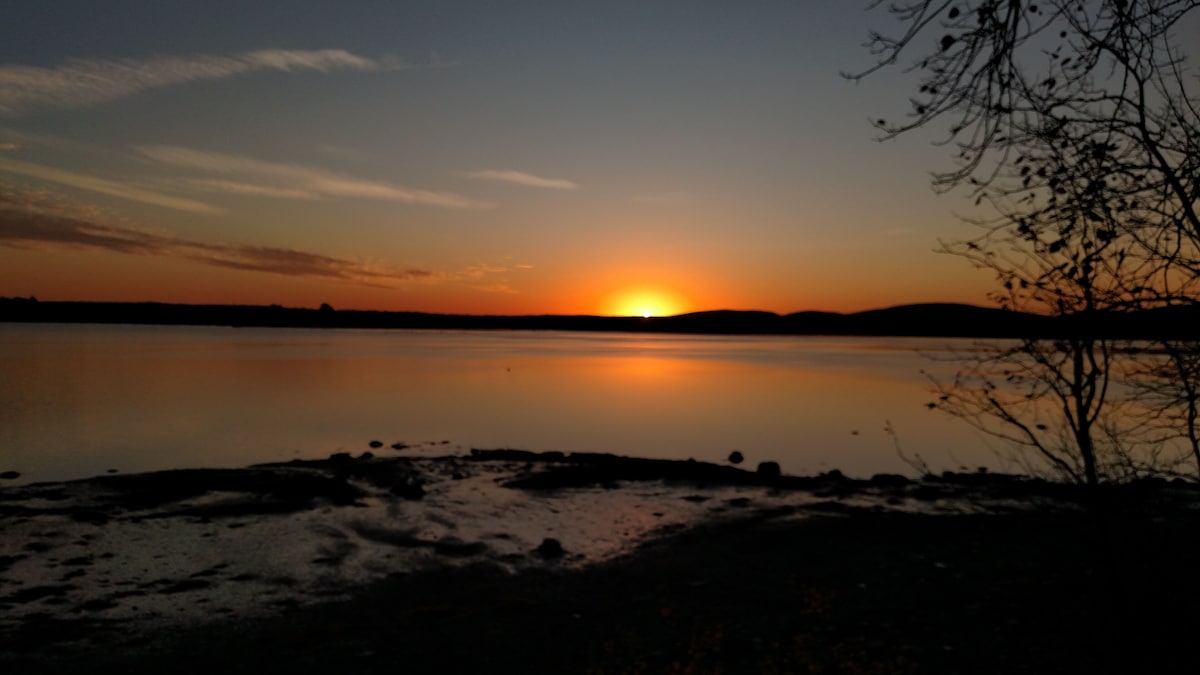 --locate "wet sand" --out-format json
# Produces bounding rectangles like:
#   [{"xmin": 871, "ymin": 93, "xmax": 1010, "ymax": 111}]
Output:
[{"xmin": 3, "ymin": 451, "xmax": 1199, "ymax": 673}]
